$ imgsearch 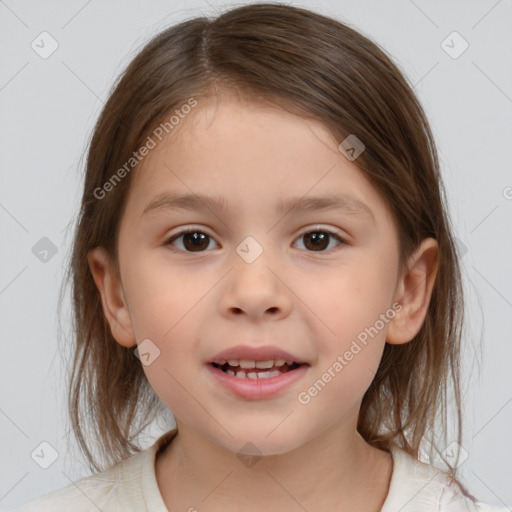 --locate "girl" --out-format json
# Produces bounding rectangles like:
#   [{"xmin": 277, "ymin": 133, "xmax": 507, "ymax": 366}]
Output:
[{"xmin": 15, "ymin": 3, "xmax": 509, "ymax": 511}]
